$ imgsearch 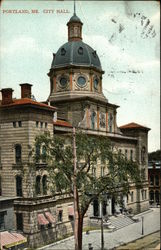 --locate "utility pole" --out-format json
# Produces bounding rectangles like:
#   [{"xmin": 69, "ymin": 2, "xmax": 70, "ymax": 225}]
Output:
[{"xmin": 73, "ymin": 127, "xmax": 79, "ymax": 250}]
